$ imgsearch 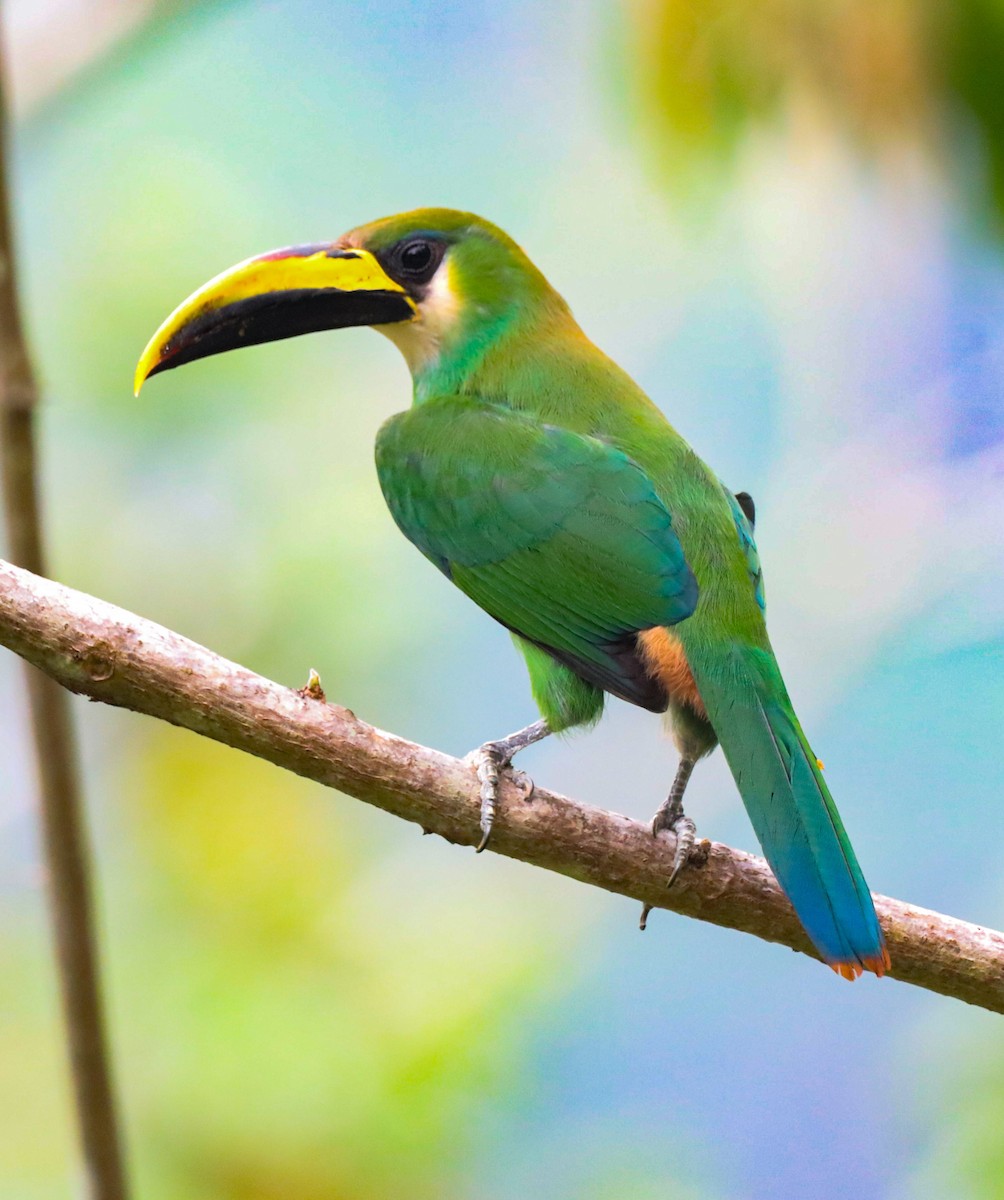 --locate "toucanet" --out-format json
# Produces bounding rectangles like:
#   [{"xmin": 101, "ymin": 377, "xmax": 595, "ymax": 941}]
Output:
[{"xmin": 135, "ymin": 208, "xmax": 888, "ymax": 979}]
